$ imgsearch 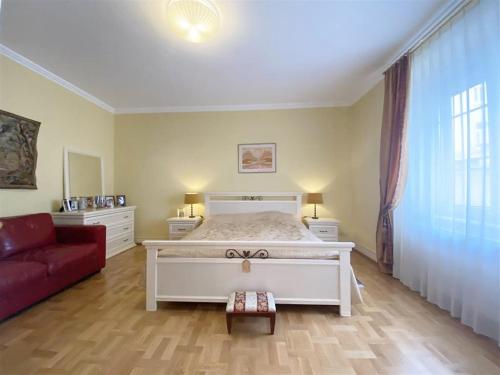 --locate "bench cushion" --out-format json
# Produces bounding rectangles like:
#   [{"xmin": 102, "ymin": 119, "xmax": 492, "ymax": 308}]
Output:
[{"xmin": 226, "ymin": 291, "xmax": 276, "ymax": 313}]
